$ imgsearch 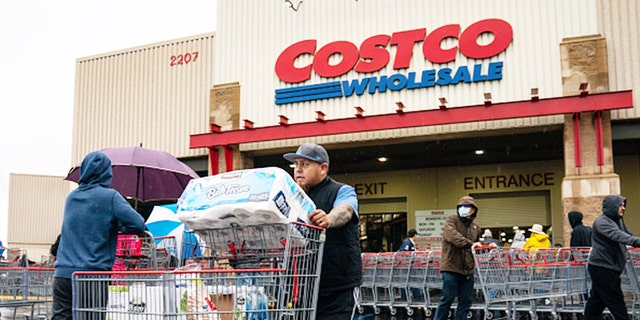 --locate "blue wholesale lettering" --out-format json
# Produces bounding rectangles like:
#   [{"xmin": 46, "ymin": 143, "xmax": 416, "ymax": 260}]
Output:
[{"xmin": 277, "ymin": 61, "xmax": 504, "ymax": 104}]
